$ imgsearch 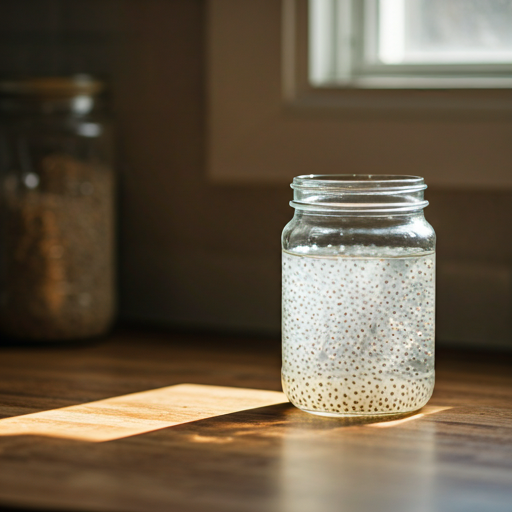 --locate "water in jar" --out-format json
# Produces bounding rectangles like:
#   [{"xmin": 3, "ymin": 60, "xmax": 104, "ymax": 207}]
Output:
[{"xmin": 282, "ymin": 247, "xmax": 435, "ymax": 417}]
